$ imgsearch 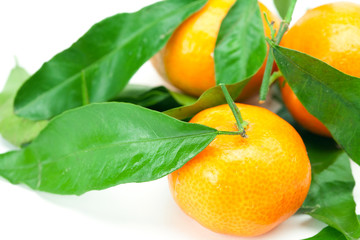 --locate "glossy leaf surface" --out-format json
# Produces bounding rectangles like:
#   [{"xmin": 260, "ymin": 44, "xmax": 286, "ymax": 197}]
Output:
[
  {"xmin": 215, "ymin": 0, "xmax": 266, "ymax": 85},
  {"xmin": 0, "ymin": 103, "xmax": 217, "ymax": 195},
  {"xmin": 302, "ymin": 148, "xmax": 360, "ymax": 240},
  {"xmin": 273, "ymin": 44, "xmax": 360, "ymax": 166},
  {"xmin": 113, "ymin": 84, "xmax": 196, "ymax": 111},
  {"xmin": 14, "ymin": 0, "xmax": 207, "ymax": 120},
  {"xmin": 164, "ymin": 80, "xmax": 249, "ymax": 120},
  {"xmin": 304, "ymin": 216, "xmax": 360, "ymax": 240},
  {"xmin": 278, "ymin": 107, "xmax": 360, "ymax": 240}
]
